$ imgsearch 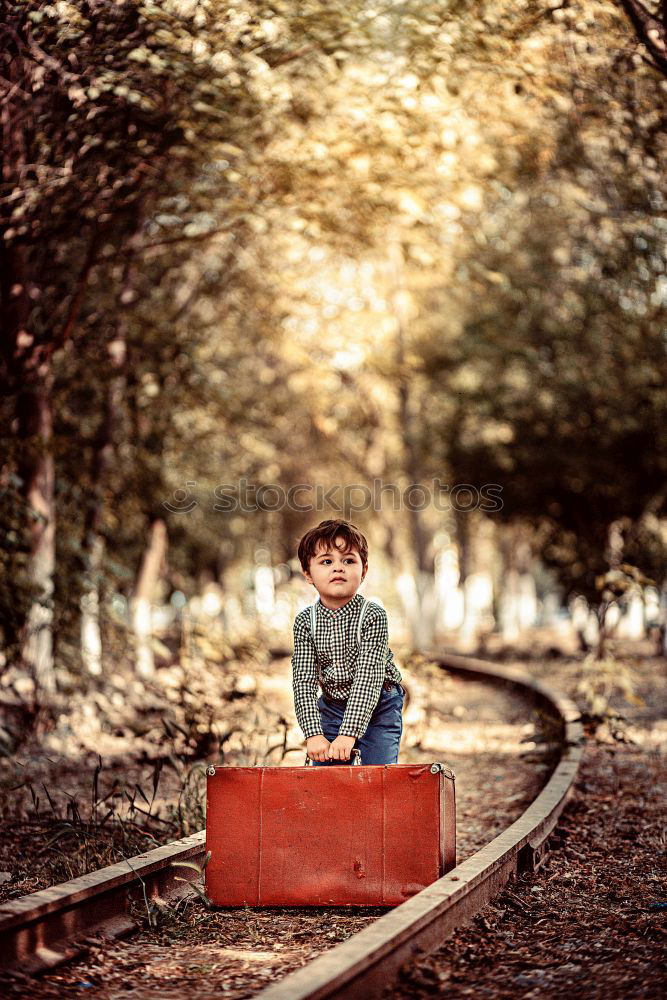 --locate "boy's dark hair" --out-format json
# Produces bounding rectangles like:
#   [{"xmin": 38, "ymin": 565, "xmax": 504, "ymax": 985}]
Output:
[{"xmin": 297, "ymin": 519, "xmax": 369, "ymax": 572}]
